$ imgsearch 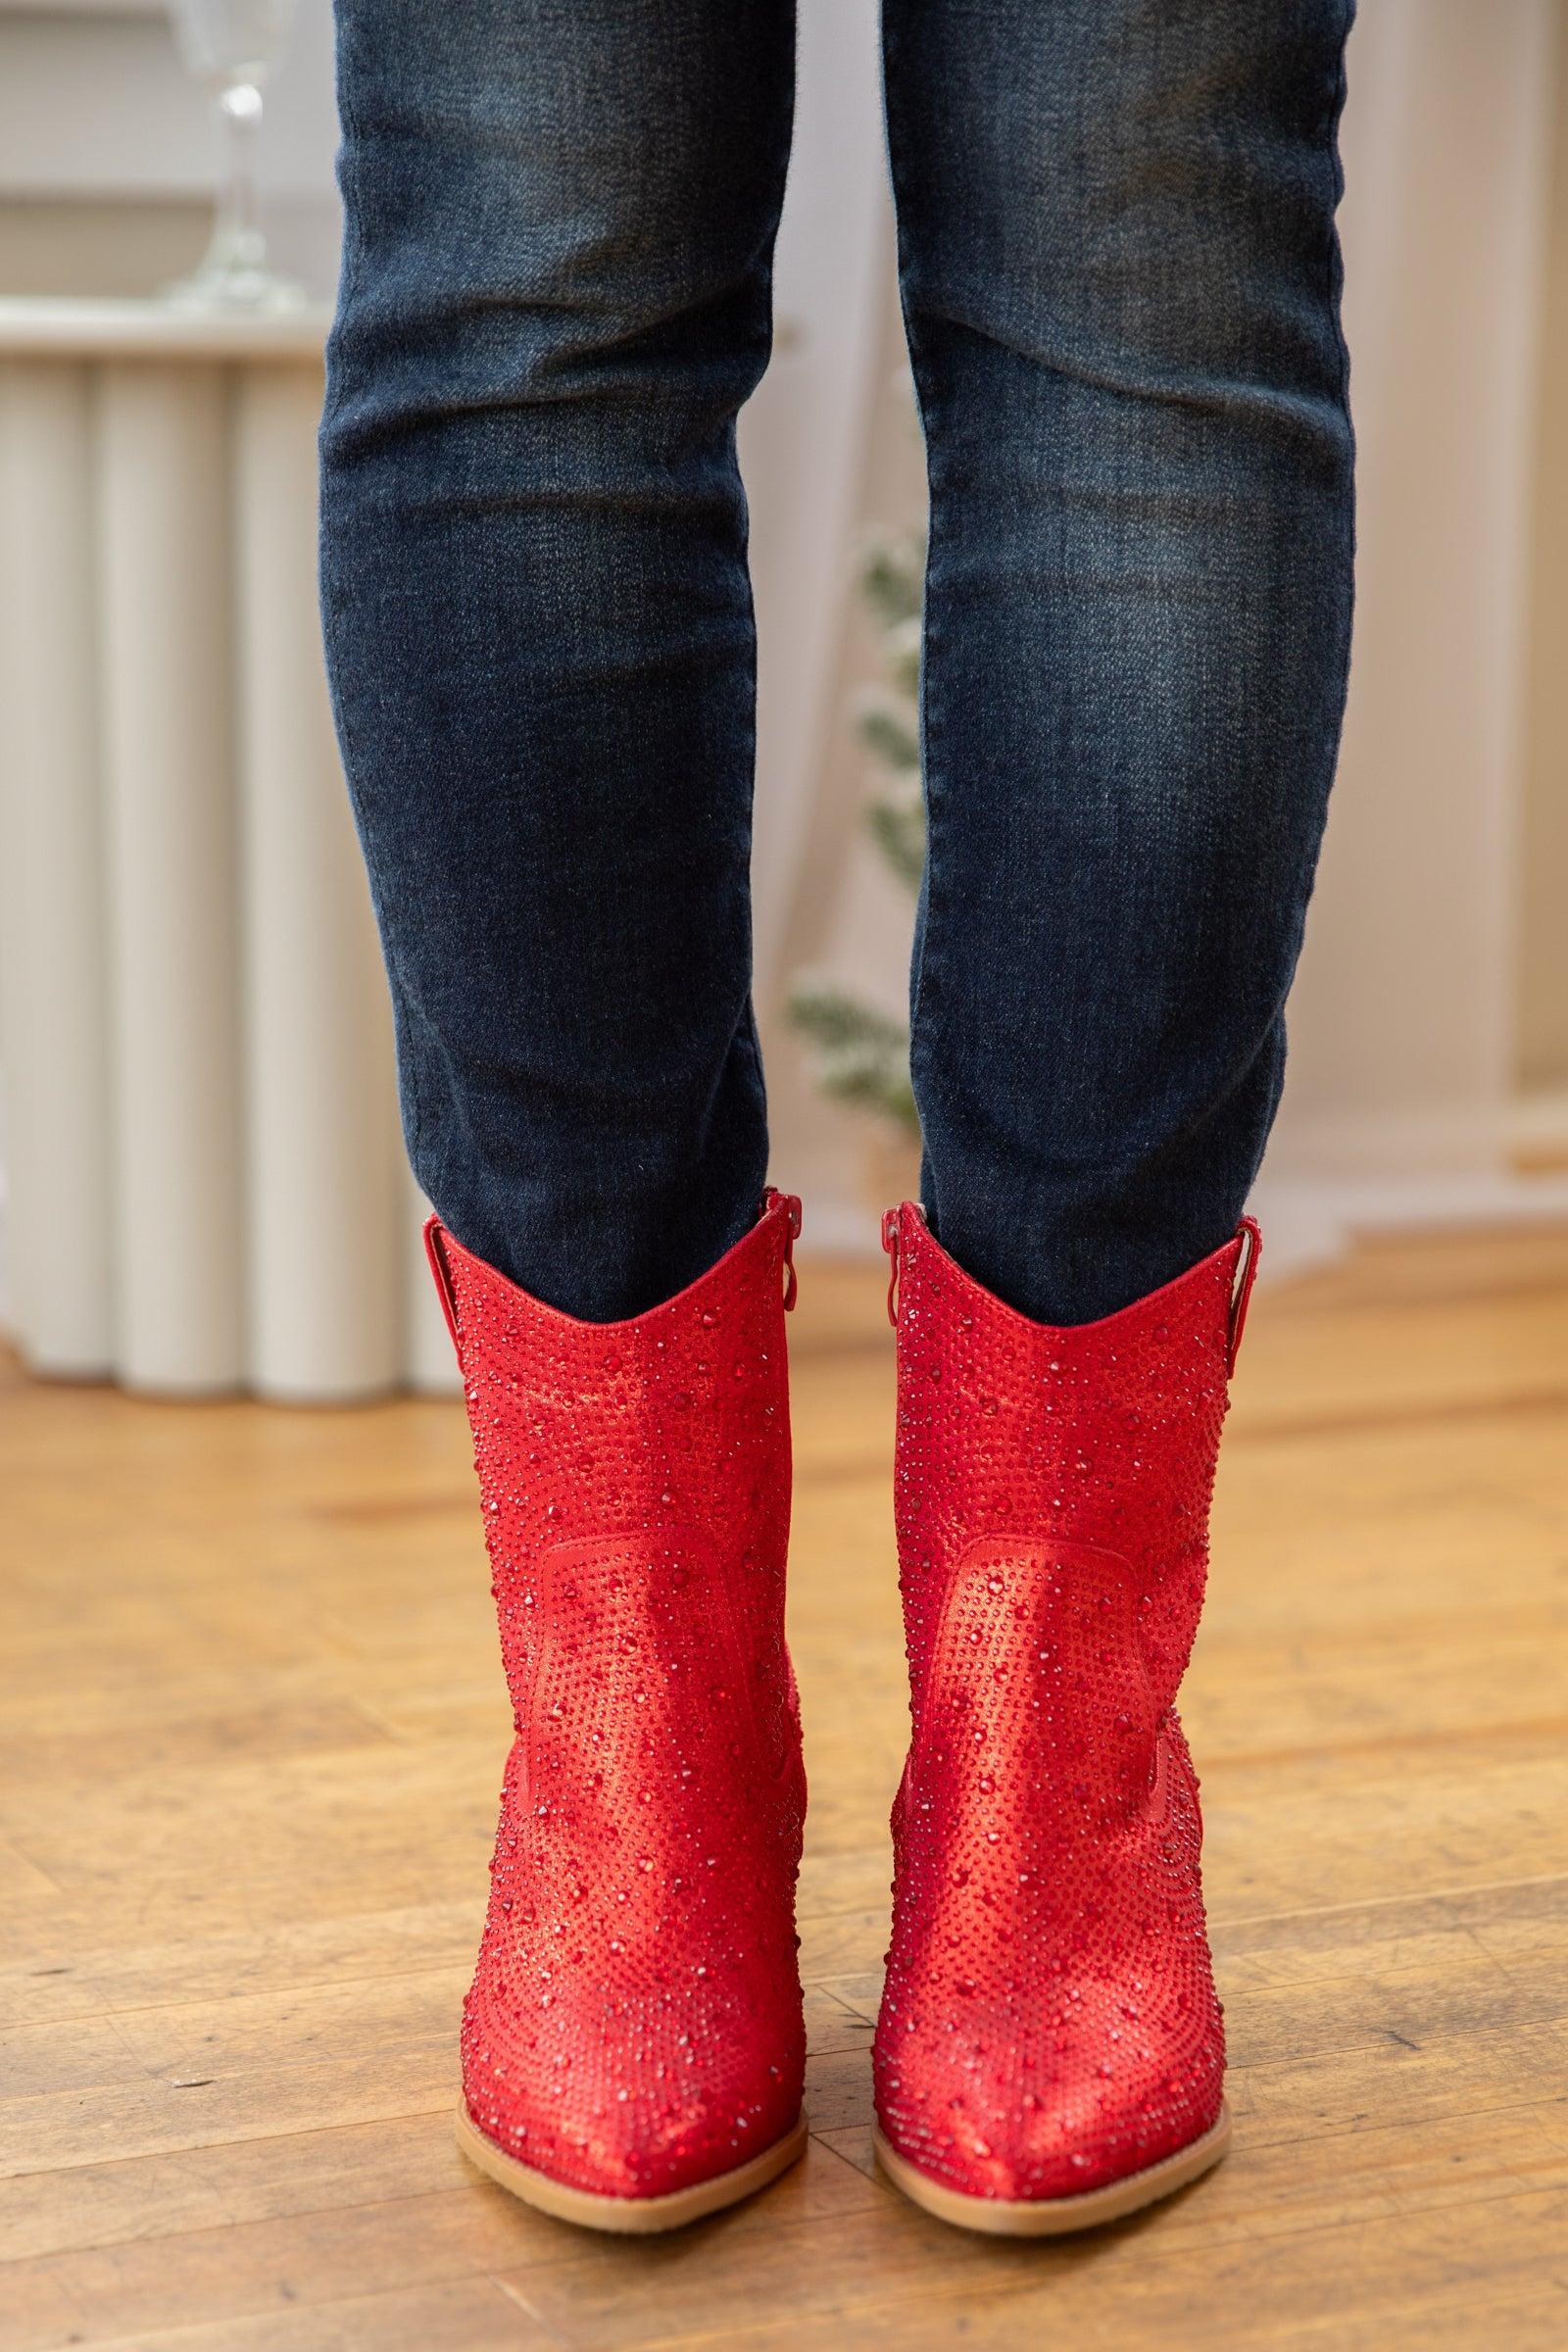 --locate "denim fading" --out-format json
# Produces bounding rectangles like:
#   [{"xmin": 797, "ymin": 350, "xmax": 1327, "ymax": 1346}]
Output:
[{"xmin": 319, "ymin": 0, "xmax": 1355, "ymax": 1324}]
